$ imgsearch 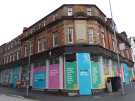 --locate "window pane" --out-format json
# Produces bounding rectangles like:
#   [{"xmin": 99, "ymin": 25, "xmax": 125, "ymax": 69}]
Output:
[
  {"xmin": 43, "ymin": 39, "xmax": 48, "ymax": 51},
  {"xmin": 87, "ymin": 8, "xmax": 92, "ymax": 16},
  {"xmin": 68, "ymin": 8, "xmax": 73, "ymax": 16},
  {"xmin": 67, "ymin": 27, "xmax": 73, "ymax": 43},
  {"xmin": 53, "ymin": 33, "xmax": 59, "ymax": 47},
  {"xmin": 88, "ymin": 29, "xmax": 93, "ymax": 44},
  {"xmin": 101, "ymin": 32, "xmax": 105, "ymax": 47},
  {"xmin": 38, "ymin": 40, "xmax": 42, "ymax": 52}
]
